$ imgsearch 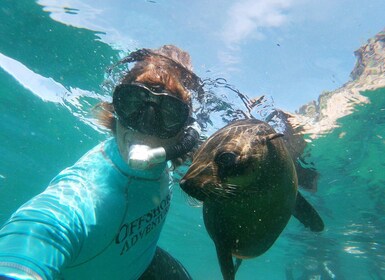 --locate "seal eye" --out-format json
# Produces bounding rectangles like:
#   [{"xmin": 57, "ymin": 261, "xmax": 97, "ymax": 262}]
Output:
[
  {"xmin": 215, "ymin": 152, "xmax": 239, "ymax": 180},
  {"xmin": 215, "ymin": 152, "xmax": 238, "ymax": 169}
]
